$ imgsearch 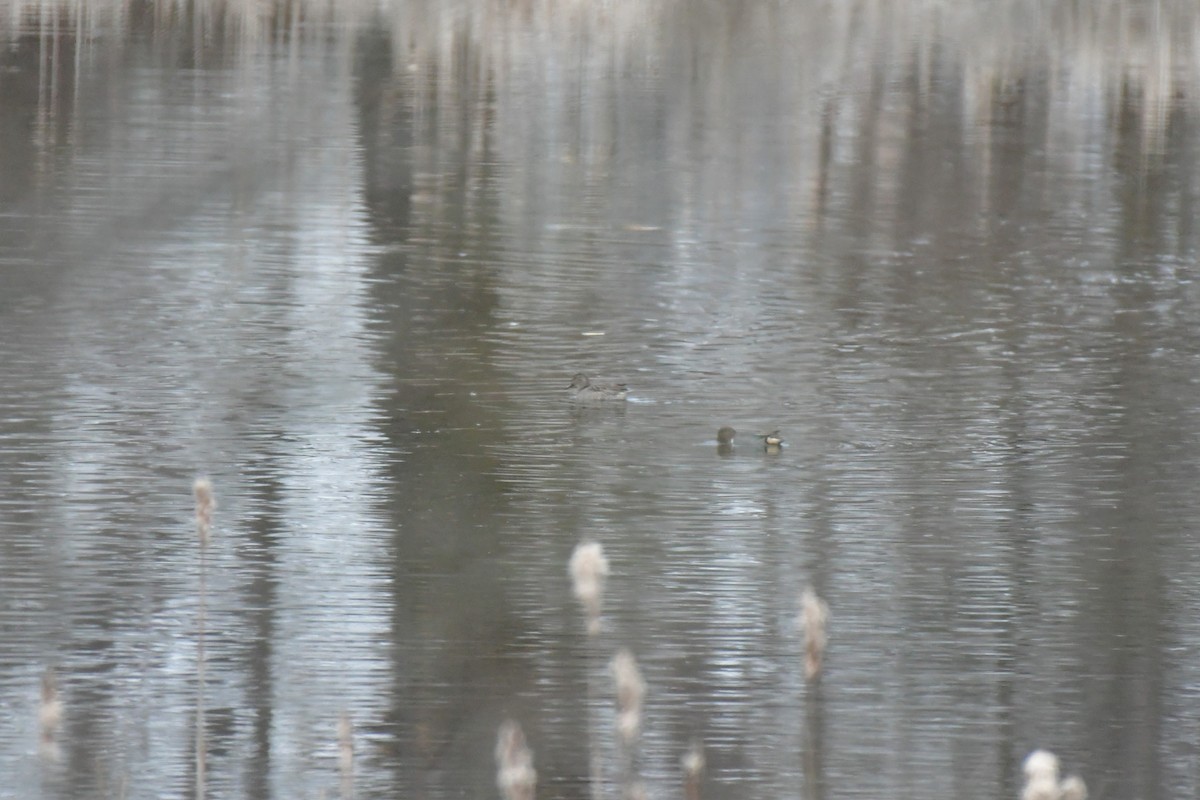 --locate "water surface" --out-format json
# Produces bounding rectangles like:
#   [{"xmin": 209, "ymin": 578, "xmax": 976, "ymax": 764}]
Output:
[{"xmin": 3, "ymin": 2, "xmax": 1200, "ymax": 799}]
